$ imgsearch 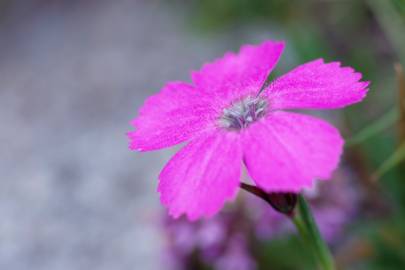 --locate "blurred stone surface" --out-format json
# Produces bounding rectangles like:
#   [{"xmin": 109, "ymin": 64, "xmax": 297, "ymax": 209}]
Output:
[
  {"xmin": 0, "ymin": 1, "xmax": 286, "ymax": 269},
  {"xmin": 0, "ymin": 1, "xmax": 214, "ymax": 269}
]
